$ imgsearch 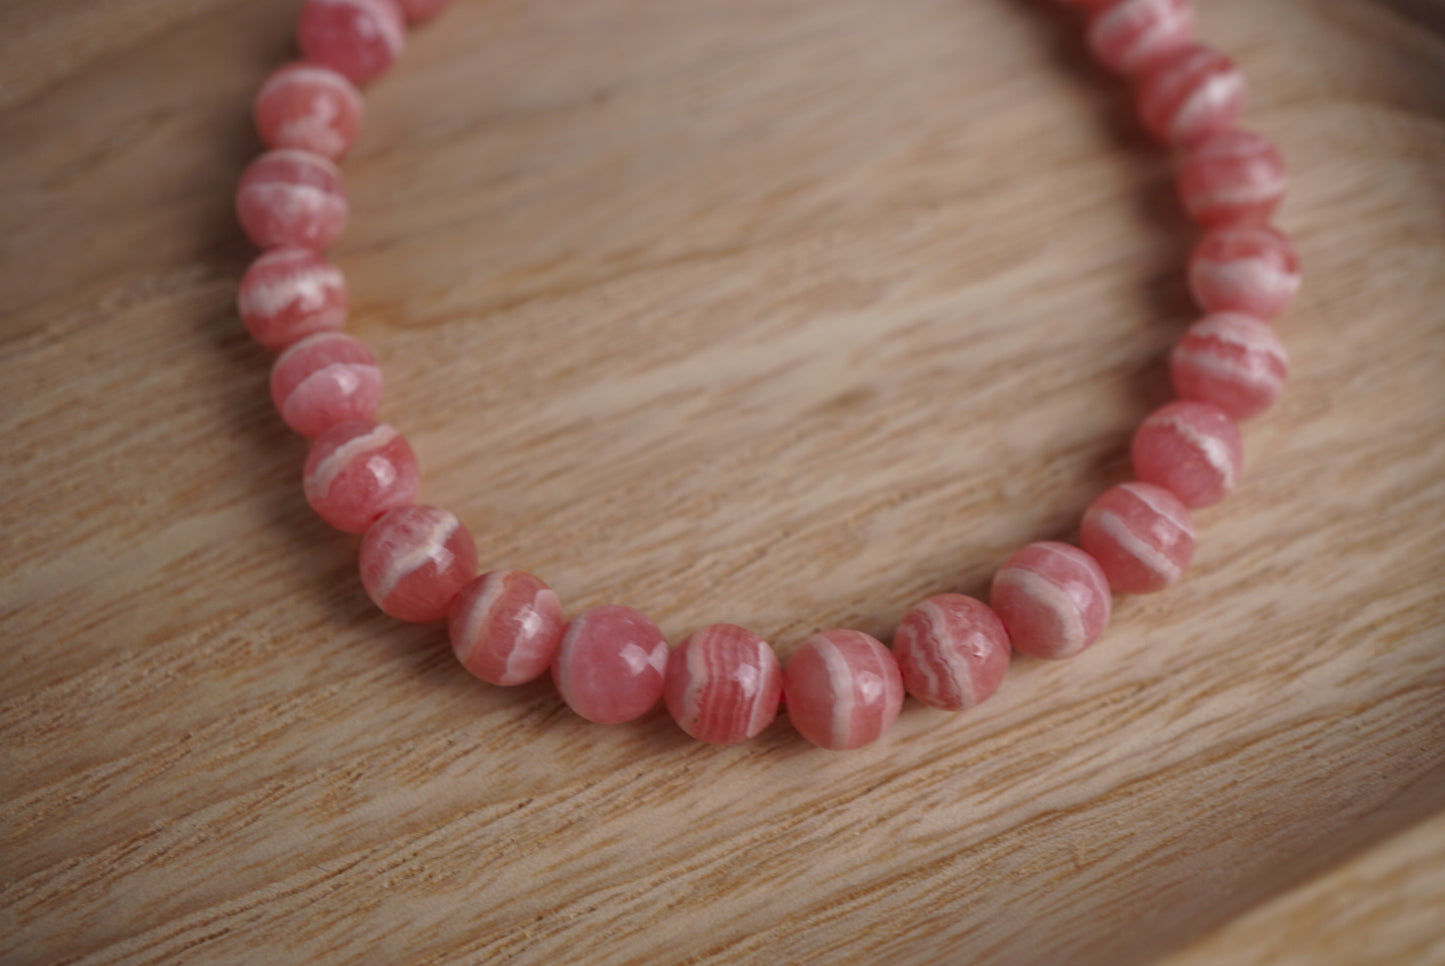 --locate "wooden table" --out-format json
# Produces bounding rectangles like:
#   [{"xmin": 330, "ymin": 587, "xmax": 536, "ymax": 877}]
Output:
[{"xmin": 4, "ymin": 1, "xmax": 1443, "ymax": 963}]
